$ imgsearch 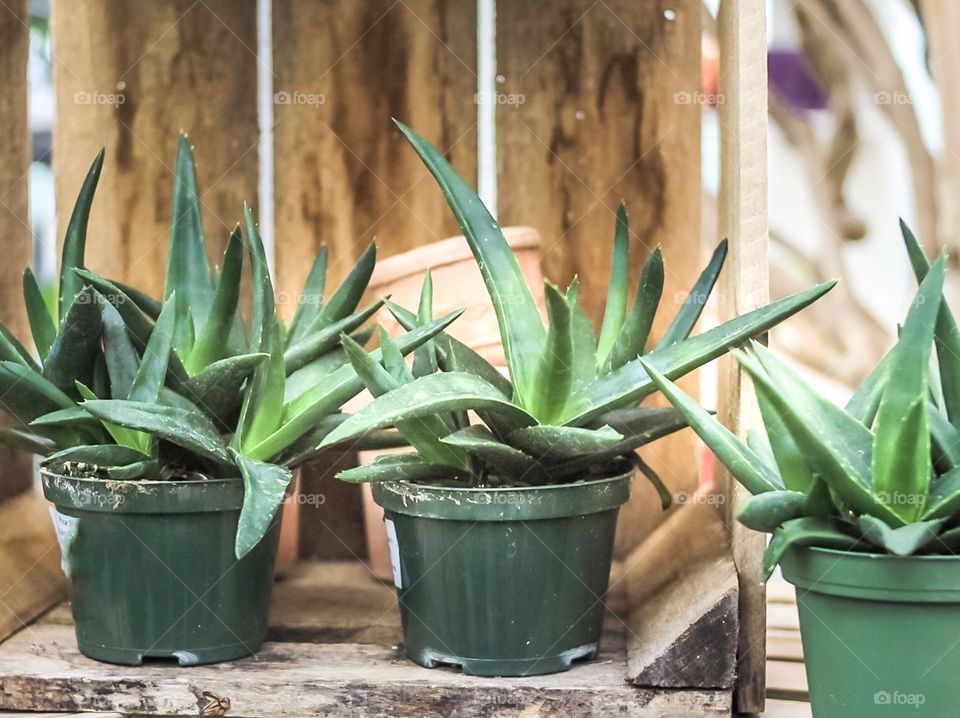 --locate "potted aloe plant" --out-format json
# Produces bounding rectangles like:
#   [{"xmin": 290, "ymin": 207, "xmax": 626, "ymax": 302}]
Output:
[
  {"xmin": 11, "ymin": 137, "xmax": 455, "ymax": 666},
  {"xmin": 642, "ymin": 224, "xmax": 960, "ymax": 717},
  {"xmin": 318, "ymin": 121, "xmax": 834, "ymax": 677}
]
